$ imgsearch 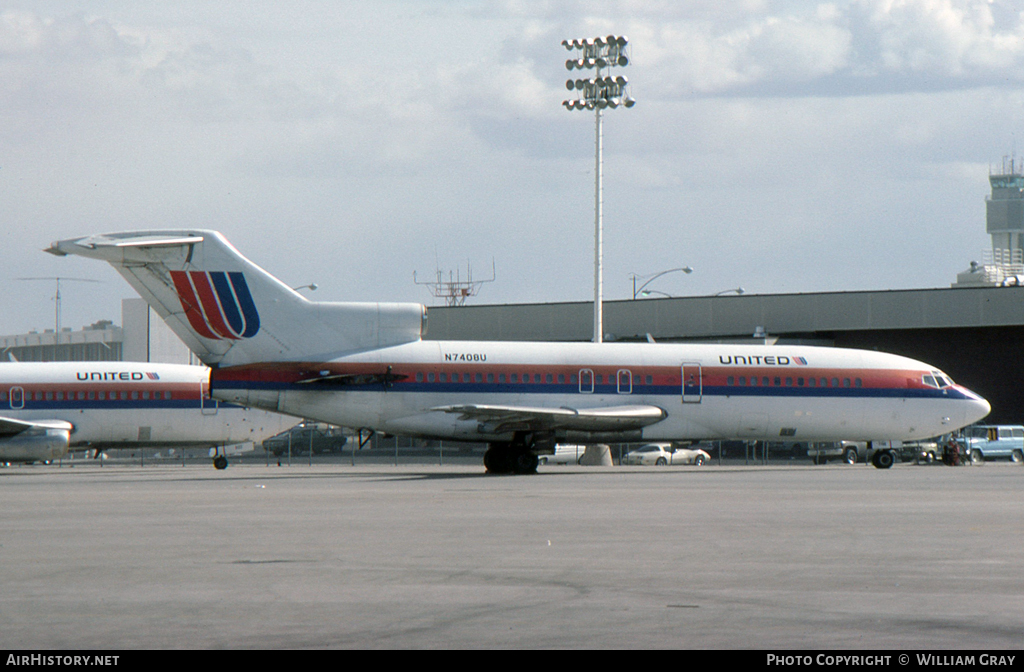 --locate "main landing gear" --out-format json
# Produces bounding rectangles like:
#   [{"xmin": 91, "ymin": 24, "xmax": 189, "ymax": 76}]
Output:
[{"xmin": 484, "ymin": 433, "xmax": 548, "ymax": 475}]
